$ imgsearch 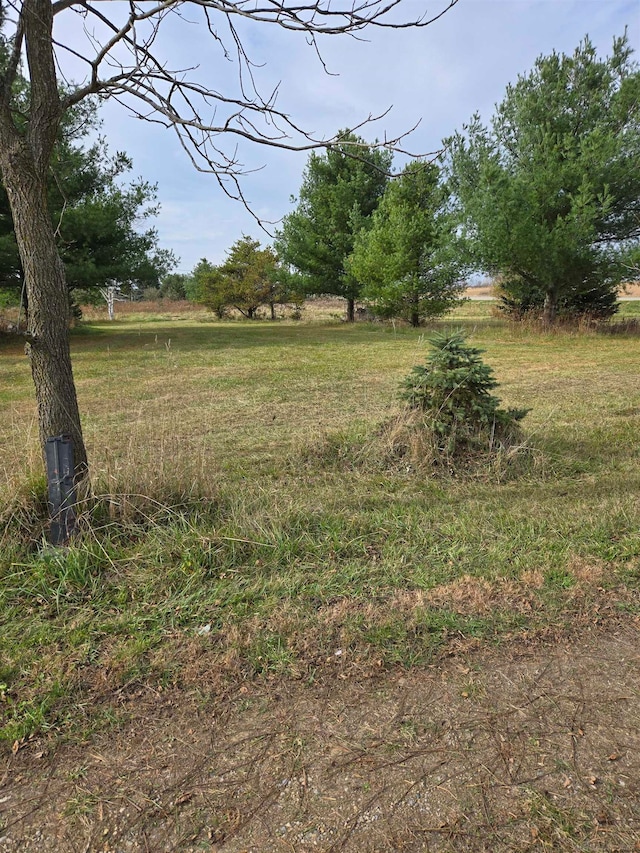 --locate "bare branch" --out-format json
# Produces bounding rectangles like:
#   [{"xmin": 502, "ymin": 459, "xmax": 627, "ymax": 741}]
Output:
[
  {"xmin": 8, "ymin": 0, "xmax": 459, "ymax": 190},
  {"xmin": 0, "ymin": 10, "xmax": 24, "ymax": 105}
]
